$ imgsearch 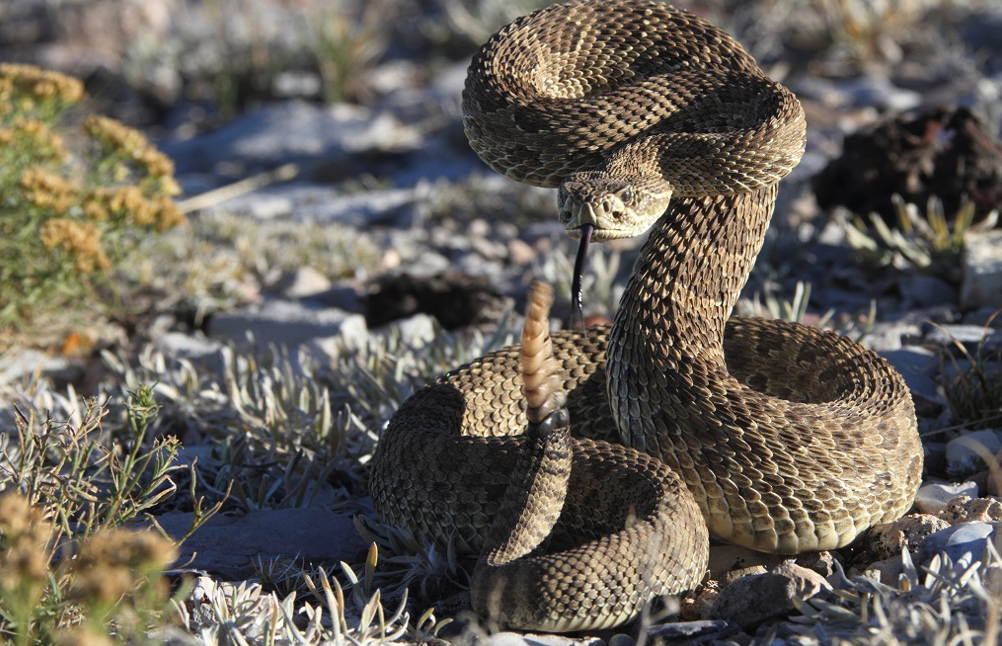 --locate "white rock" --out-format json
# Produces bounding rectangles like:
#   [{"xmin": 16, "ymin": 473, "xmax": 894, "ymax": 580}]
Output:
[
  {"xmin": 961, "ymin": 230, "xmax": 1002, "ymax": 310},
  {"xmin": 913, "ymin": 482, "xmax": 980, "ymax": 515},
  {"xmin": 269, "ymin": 267, "xmax": 332, "ymax": 299}
]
